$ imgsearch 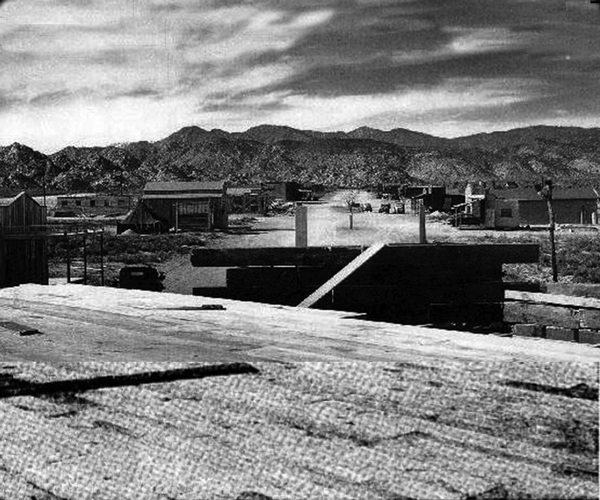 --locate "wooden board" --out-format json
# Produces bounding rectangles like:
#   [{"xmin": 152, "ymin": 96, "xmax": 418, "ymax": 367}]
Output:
[
  {"xmin": 298, "ymin": 243, "xmax": 385, "ymax": 308},
  {"xmin": 503, "ymin": 302, "xmax": 580, "ymax": 329},
  {"xmin": 505, "ymin": 290, "xmax": 600, "ymax": 310},
  {"xmin": 0, "ymin": 284, "xmax": 597, "ymax": 363},
  {"xmin": 191, "ymin": 243, "xmax": 540, "ymax": 268}
]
